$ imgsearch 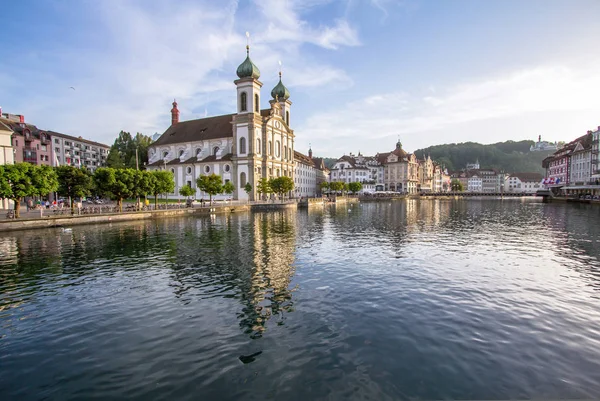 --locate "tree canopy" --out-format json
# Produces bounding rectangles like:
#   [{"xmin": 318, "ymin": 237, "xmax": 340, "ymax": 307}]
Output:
[
  {"xmin": 56, "ymin": 165, "xmax": 93, "ymax": 210},
  {"xmin": 256, "ymin": 178, "xmax": 271, "ymax": 199},
  {"xmin": 414, "ymin": 140, "xmax": 548, "ymax": 174},
  {"xmin": 197, "ymin": 174, "xmax": 223, "ymax": 204},
  {"xmin": 106, "ymin": 131, "xmax": 153, "ymax": 169},
  {"xmin": 179, "ymin": 184, "xmax": 194, "ymax": 199},
  {"xmin": 269, "ymin": 176, "xmax": 294, "ymax": 200},
  {"xmin": 451, "ymin": 179, "xmax": 464, "ymax": 192},
  {"xmin": 149, "ymin": 170, "xmax": 175, "ymax": 207},
  {"xmin": 348, "ymin": 181, "xmax": 363, "ymax": 194},
  {"xmin": 0, "ymin": 163, "xmax": 59, "ymax": 217}
]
